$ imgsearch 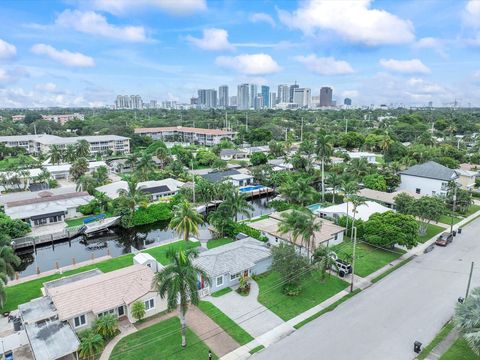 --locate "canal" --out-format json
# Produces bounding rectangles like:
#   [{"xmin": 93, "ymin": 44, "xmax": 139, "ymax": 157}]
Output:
[{"xmin": 15, "ymin": 196, "xmax": 274, "ymax": 277}]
